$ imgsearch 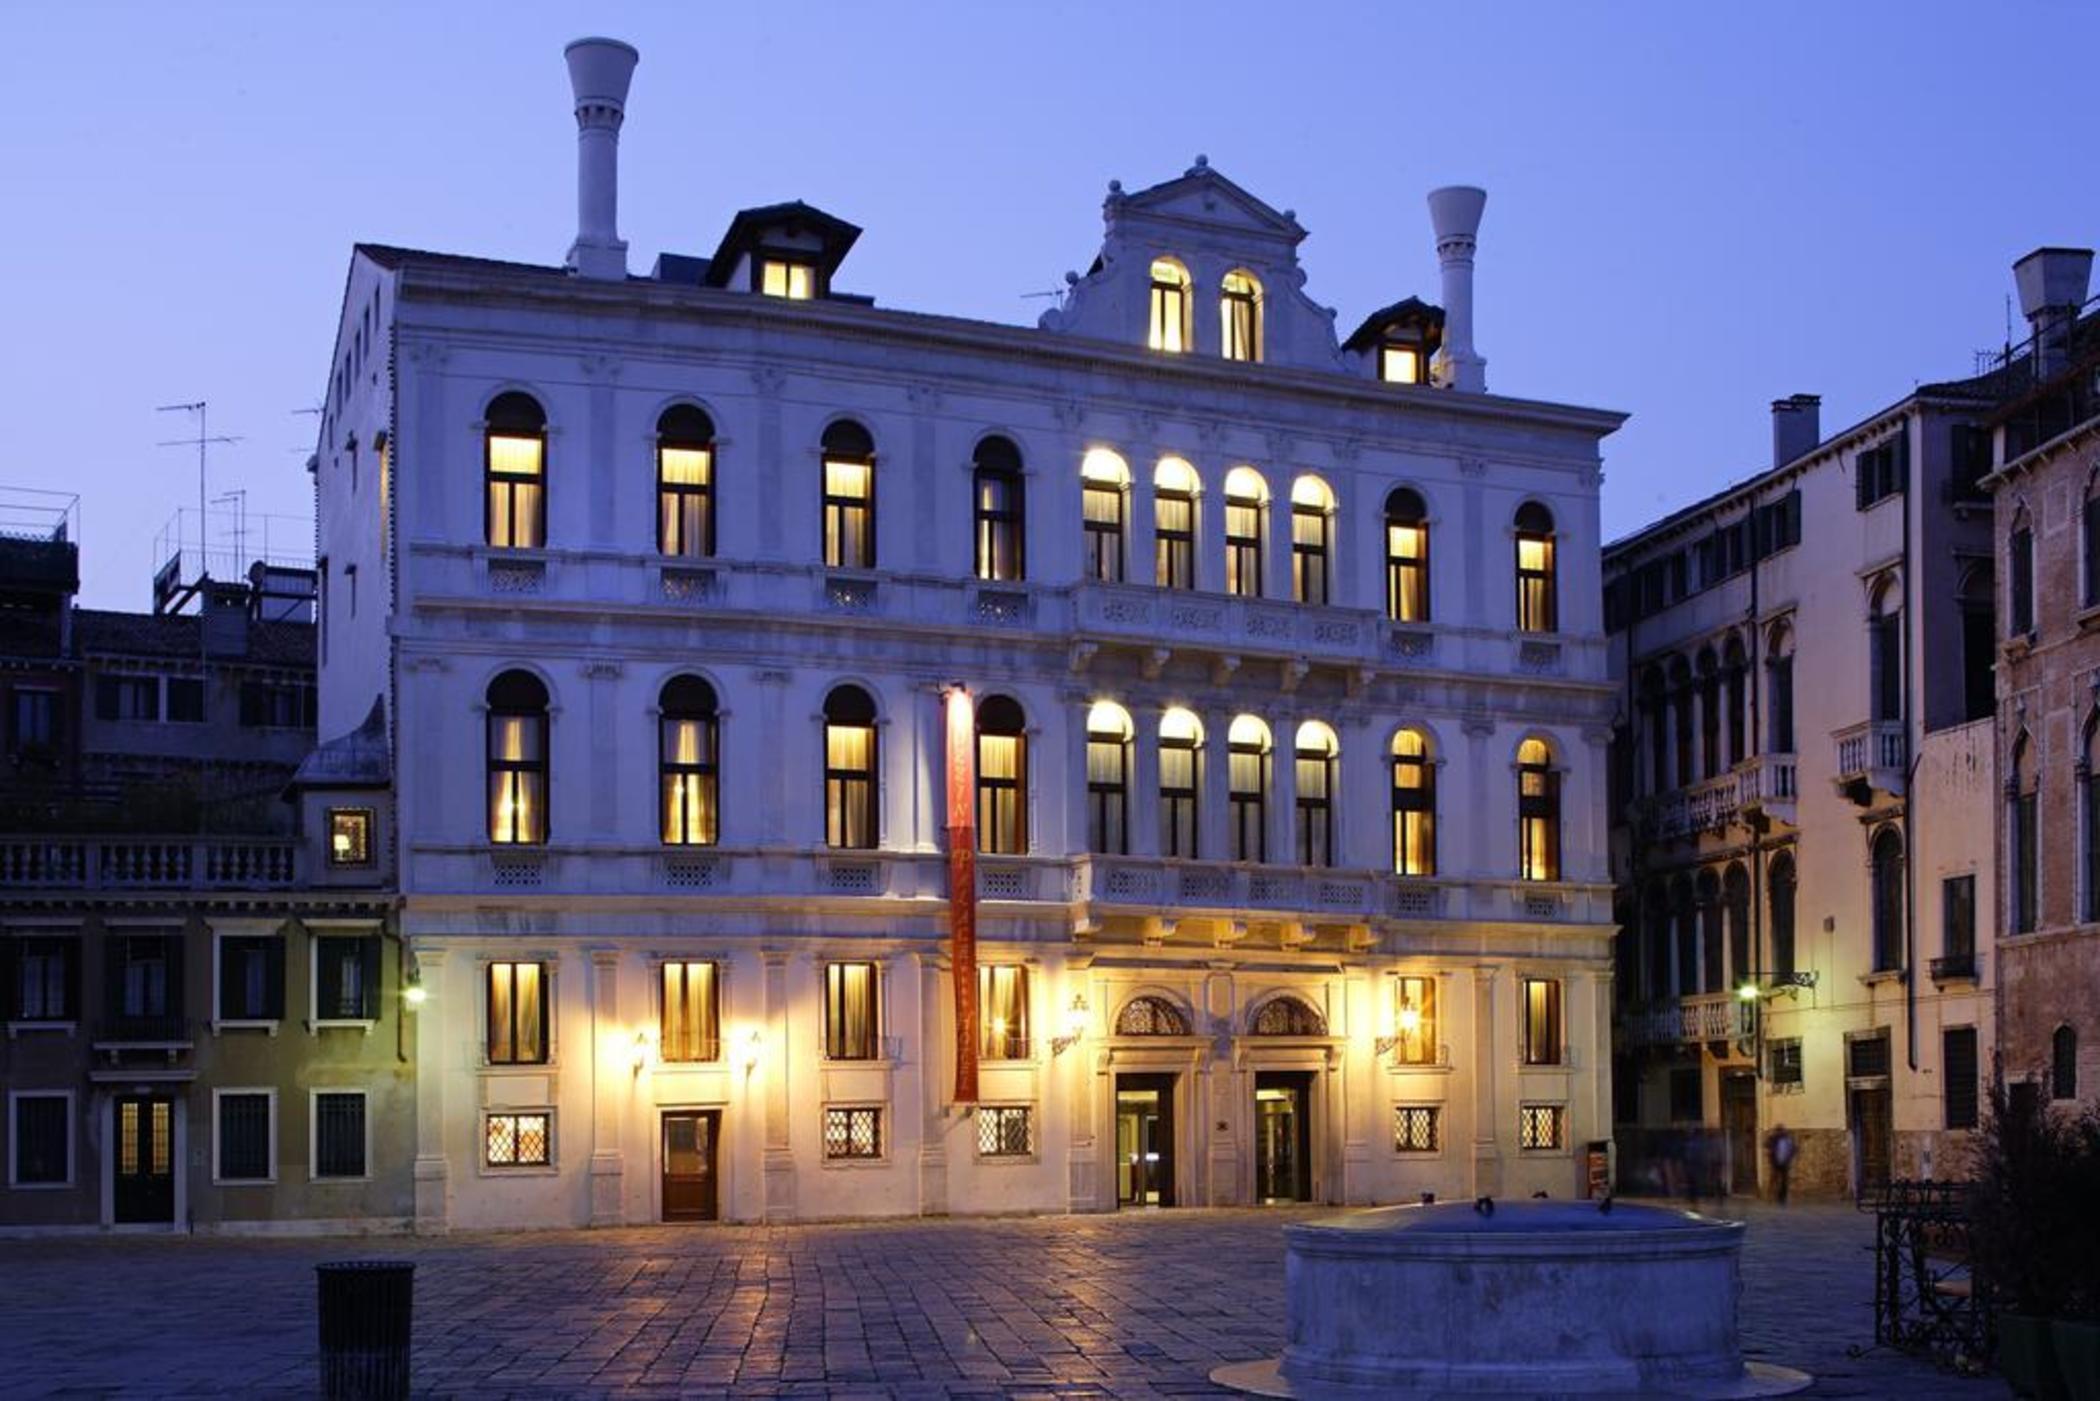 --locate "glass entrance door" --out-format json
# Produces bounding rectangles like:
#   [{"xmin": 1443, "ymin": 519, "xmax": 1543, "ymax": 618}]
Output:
[
  {"xmin": 1115, "ymin": 1074, "xmax": 1176, "ymax": 1207},
  {"xmin": 1254, "ymin": 1071, "xmax": 1315, "ymax": 1203},
  {"xmin": 661, "ymin": 1110, "xmax": 720, "ymax": 1222},
  {"xmin": 114, "ymin": 1095, "xmax": 175, "ymax": 1224}
]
